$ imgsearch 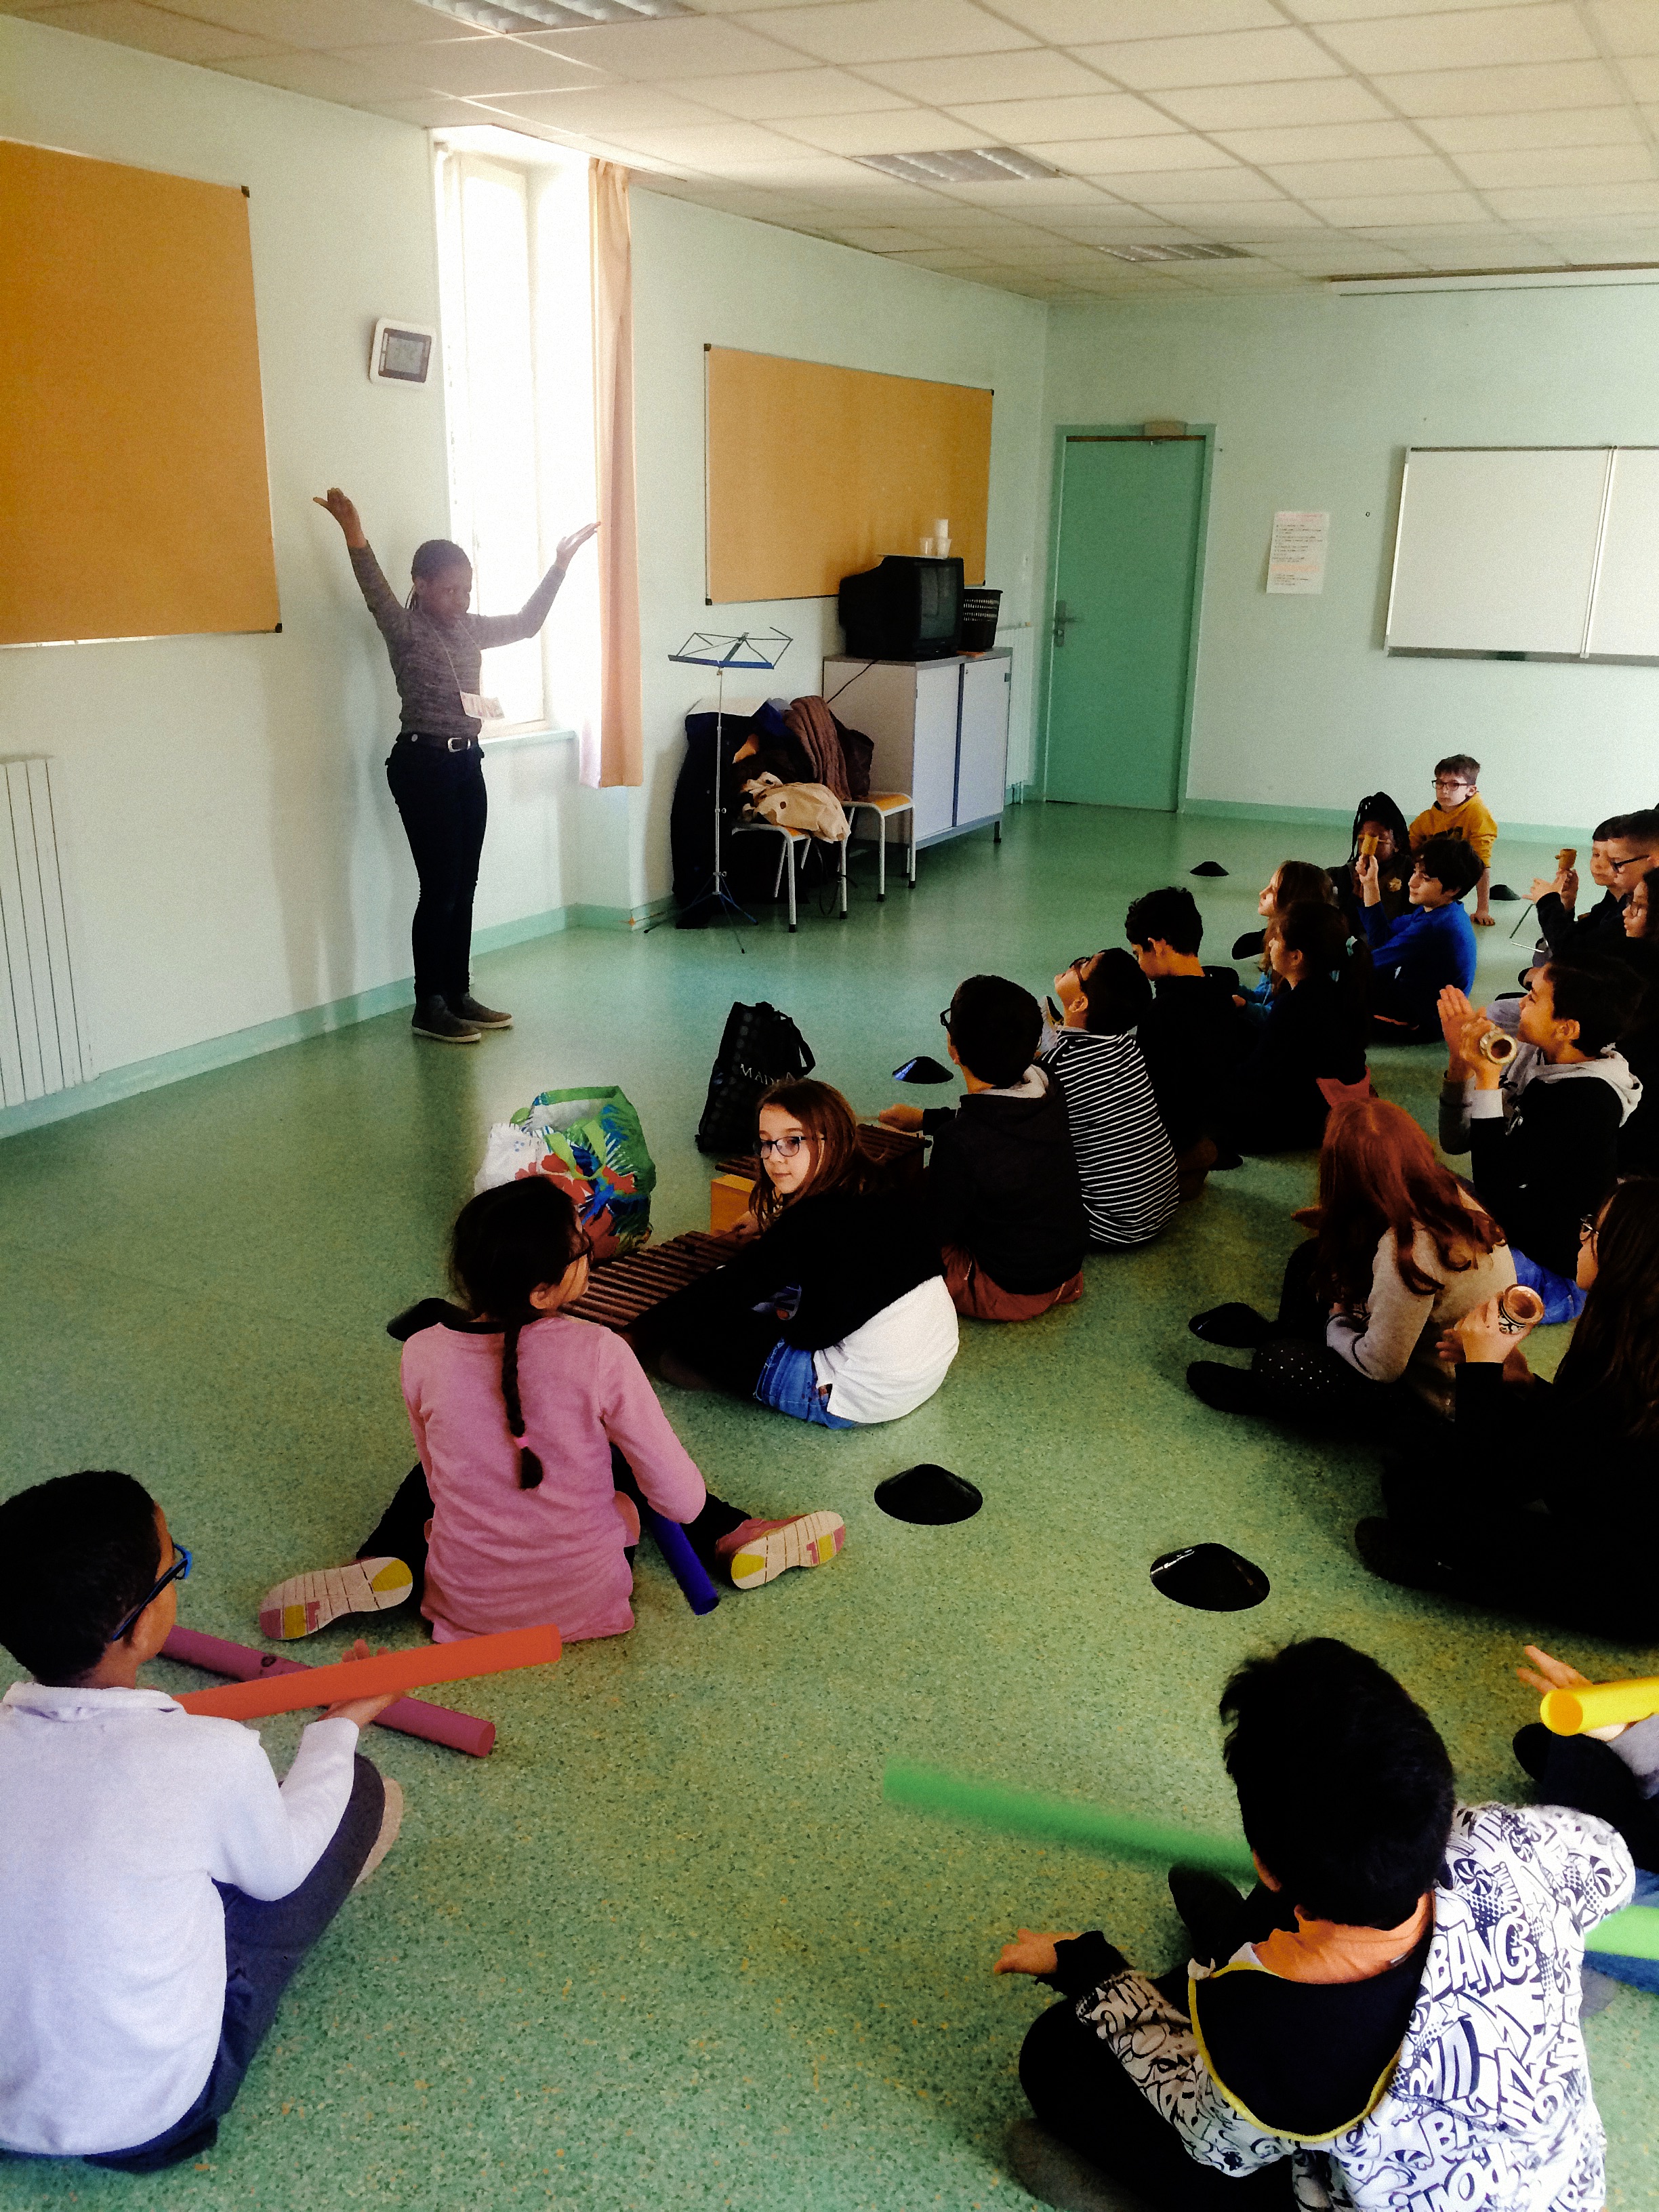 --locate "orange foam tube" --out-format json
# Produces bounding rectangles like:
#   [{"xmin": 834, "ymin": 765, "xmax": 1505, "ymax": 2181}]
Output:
[{"xmin": 173, "ymin": 1622, "xmax": 559, "ymax": 1720}]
